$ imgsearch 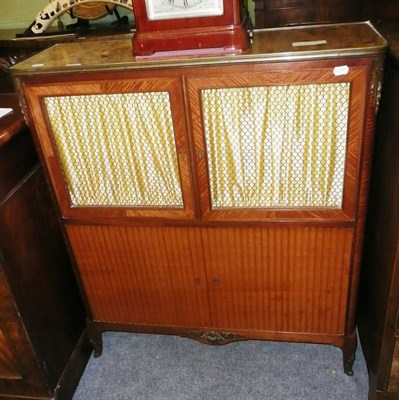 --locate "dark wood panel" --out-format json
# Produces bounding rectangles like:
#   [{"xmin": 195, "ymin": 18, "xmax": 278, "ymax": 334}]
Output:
[
  {"xmin": 0, "ymin": 92, "xmax": 91, "ymax": 398},
  {"xmin": 0, "ymin": 269, "xmax": 18, "ymax": 323},
  {"xmin": 0, "ymin": 320, "xmax": 48, "ymax": 396},
  {"xmin": 0, "ymin": 167, "xmax": 87, "ymax": 394},
  {"xmin": 254, "ymin": 0, "xmax": 399, "ymax": 29},
  {"xmin": 0, "ymin": 95, "xmax": 37, "ymax": 200},
  {"xmin": 0, "ymin": 324, "xmax": 21, "ymax": 380},
  {"xmin": 389, "ymin": 340, "xmax": 399, "ymax": 392},
  {"xmin": 254, "ymin": 0, "xmax": 361, "ymax": 28},
  {"xmin": 362, "ymin": 0, "xmax": 399, "ymax": 24},
  {"xmin": 357, "ymin": 29, "xmax": 399, "ymax": 400}
]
